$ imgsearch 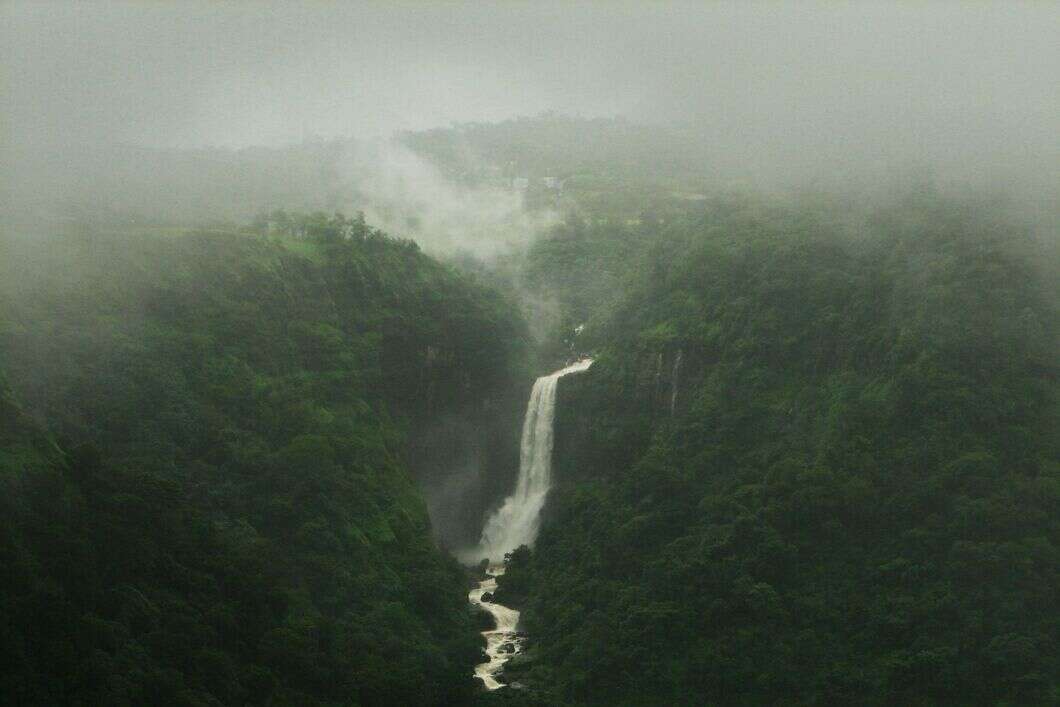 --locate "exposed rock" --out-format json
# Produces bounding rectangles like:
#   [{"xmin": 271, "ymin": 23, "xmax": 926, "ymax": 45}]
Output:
[
  {"xmin": 471, "ymin": 607, "xmax": 495, "ymax": 631},
  {"xmin": 502, "ymin": 651, "xmax": 537, "ymax": 675}
]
